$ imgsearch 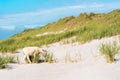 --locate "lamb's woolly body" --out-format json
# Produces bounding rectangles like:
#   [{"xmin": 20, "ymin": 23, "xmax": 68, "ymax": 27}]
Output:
[
  {"xmin": 23, "ymin": 47, "xmax": 40, "ymax": 56},
  {"xmin": 22, "ymin": 47, "xmax": 44, "ymax": 63}
]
